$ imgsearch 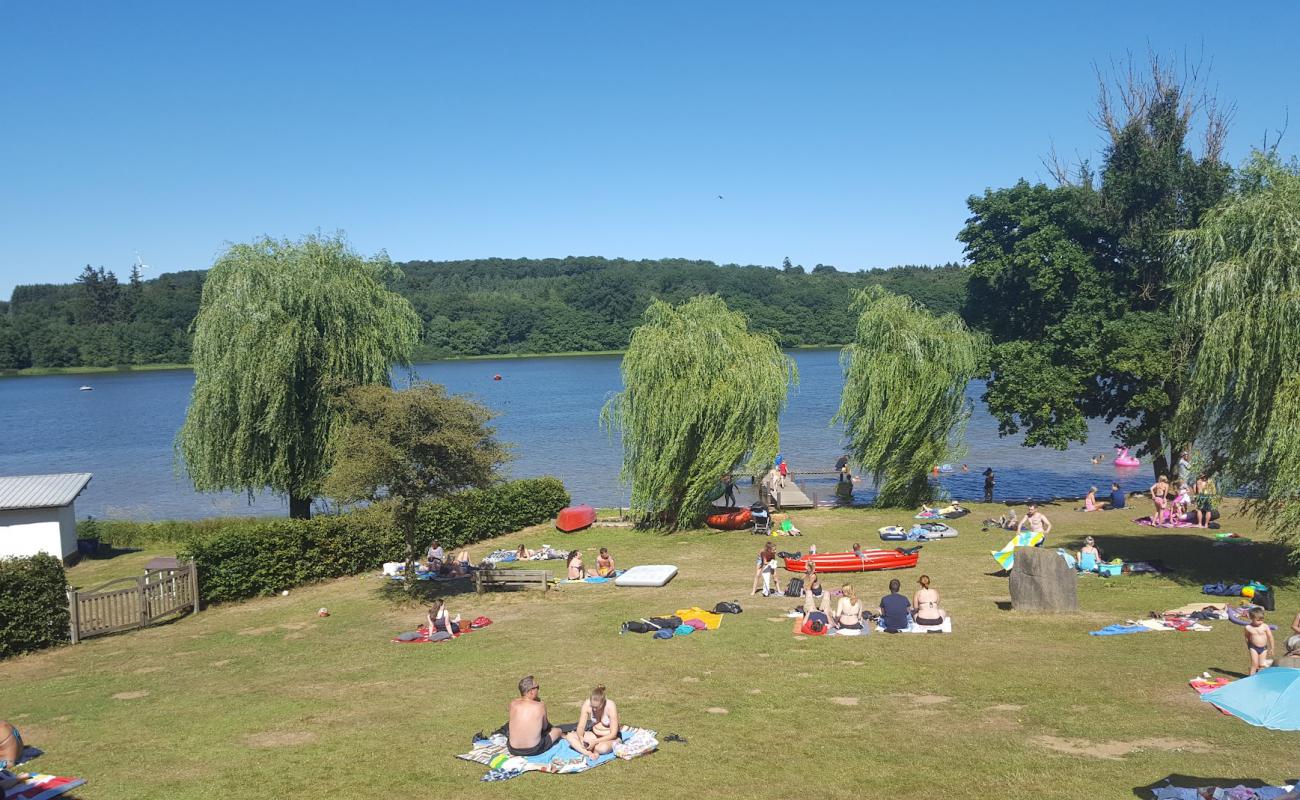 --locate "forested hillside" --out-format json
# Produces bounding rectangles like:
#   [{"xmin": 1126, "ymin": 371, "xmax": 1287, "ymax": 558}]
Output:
[{"xmin": 0, "ymin": 257, "xmax": 968, "ymax": 369}]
